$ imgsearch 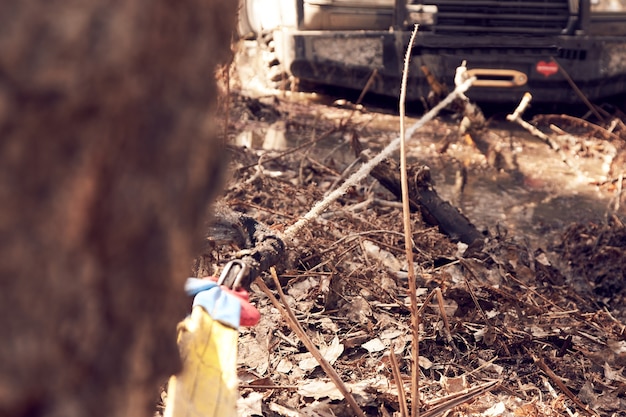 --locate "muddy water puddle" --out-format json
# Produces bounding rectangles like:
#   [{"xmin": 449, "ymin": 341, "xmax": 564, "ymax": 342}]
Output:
[
  {"xmin": 345, "ymin": 123, "xmax": 620, "ymax": 249},
  {"xmin": 433, "ymin": 164, "xmax": 615, "ymax": 248},
  {"xmin": 397, "ymin": 121, "xmax": 622, "ymax": 249}
]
